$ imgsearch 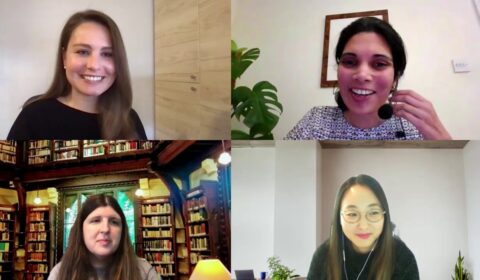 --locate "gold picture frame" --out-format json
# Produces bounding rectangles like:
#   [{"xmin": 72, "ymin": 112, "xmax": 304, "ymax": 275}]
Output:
[{"xmin": 320, "ymin": 9, "xmax": 389, "ymax": 88}]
